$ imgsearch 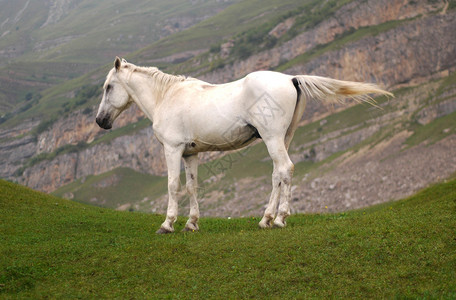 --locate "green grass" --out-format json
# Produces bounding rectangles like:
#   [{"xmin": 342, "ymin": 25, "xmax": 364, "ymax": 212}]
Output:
[
  {"xmin": 1, "ymin": 178, "xmax": 455, "ymax": 298},
  {"xmin": 0, "ymin": 59, "xmax": 87, "ymax": 114}
]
